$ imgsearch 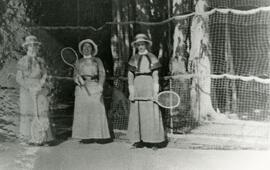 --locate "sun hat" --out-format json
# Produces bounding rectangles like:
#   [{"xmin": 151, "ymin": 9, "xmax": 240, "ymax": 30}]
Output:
[
  {"xmin": 131, "ymin": 34, "xmax": 152, "ymax": 48},
  {"xmin": 22, "ymin": 35, "xmax": 42, "ymax": 49},
  {"xmin": 78, "ymin": 39, "xmax": 98, "ymax": 56}
]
